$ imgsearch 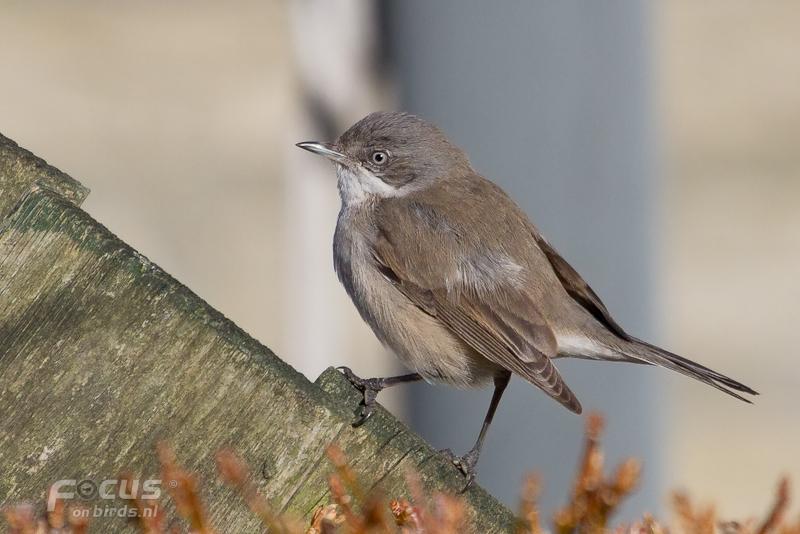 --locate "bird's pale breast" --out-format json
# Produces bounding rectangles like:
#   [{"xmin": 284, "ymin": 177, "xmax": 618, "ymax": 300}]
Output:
[{"xmin": 333, "ymin": 206, "xmax": 499, "ymax": 387}]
